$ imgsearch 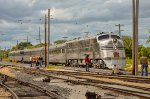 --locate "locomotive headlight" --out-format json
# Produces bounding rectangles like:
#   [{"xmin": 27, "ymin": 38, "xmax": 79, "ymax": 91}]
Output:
[
  {"xmin": 113, "ymin": 46, "xmax": 117, "ymax": 50},
  {"xmin": 112, "ymin": 39, "xmax": 118, "ymax": 50},
  {"xmin": 112, "ymin": 38, "xmax": 118, "ymax": 44}
]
